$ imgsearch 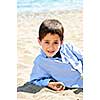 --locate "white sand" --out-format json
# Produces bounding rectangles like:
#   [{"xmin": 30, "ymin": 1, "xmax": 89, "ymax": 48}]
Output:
[{"xmin": 17, "ymin": 10, "xmax": 83, "ymax": 100}]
